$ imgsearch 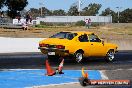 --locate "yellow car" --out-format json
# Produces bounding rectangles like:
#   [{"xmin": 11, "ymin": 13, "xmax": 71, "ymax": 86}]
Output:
[{"xmin": 38, "ymin": 31, "xmax": 118, "ymax": 63}]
